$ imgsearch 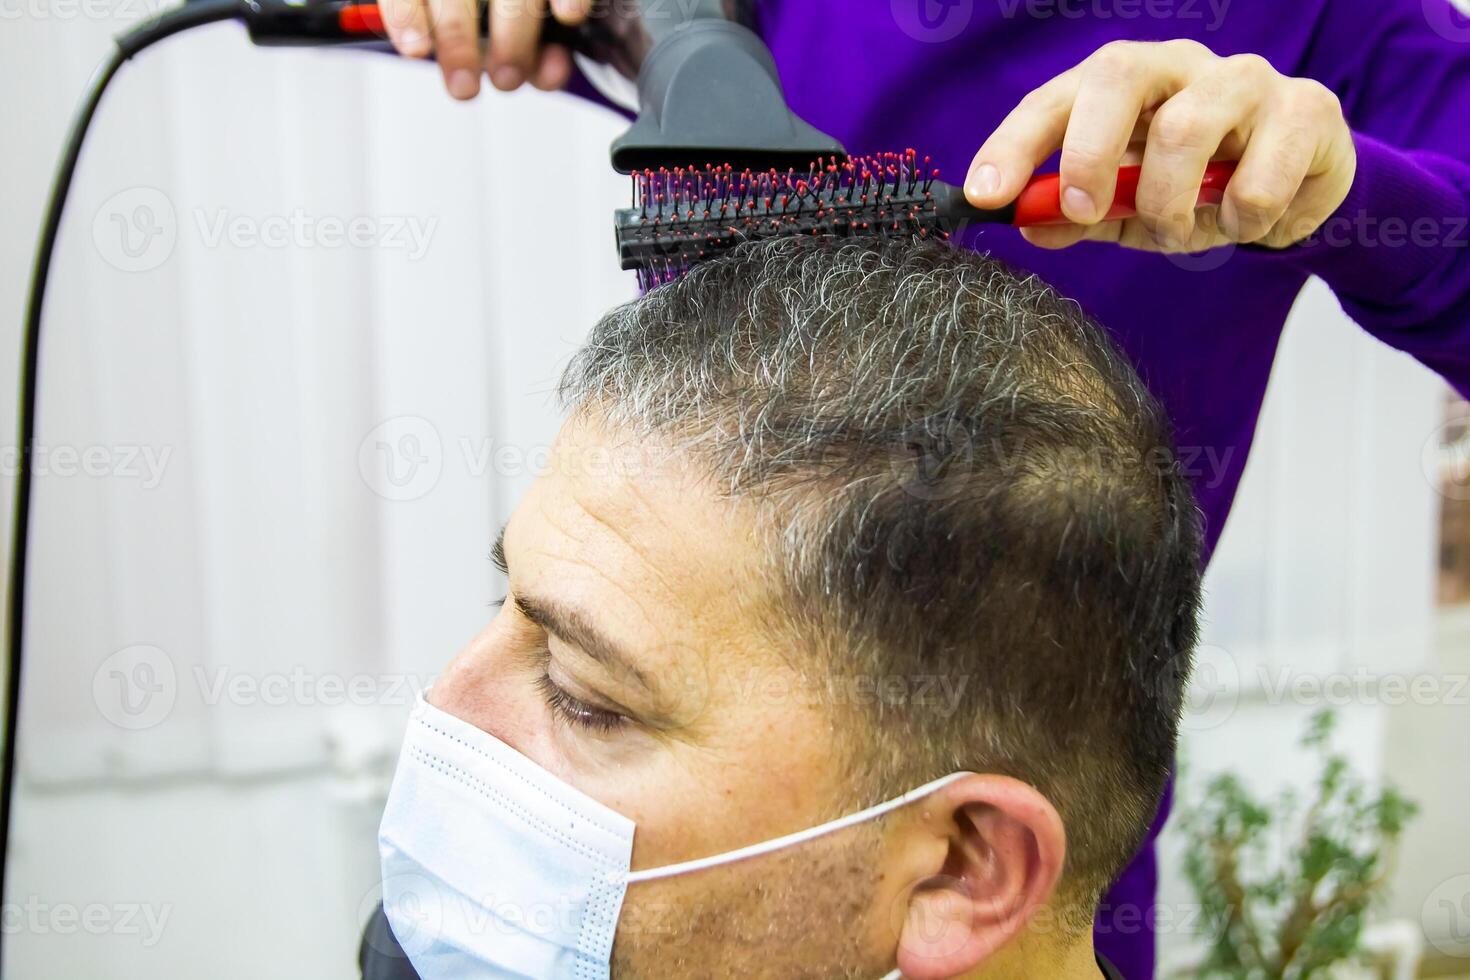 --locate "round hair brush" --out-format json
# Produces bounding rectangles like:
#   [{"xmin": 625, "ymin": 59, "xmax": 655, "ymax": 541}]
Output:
[{"xmin": 618, "ymin": 150, "xmax": 1238, "ymax": 289}]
